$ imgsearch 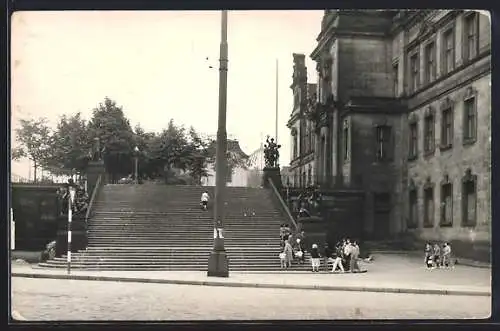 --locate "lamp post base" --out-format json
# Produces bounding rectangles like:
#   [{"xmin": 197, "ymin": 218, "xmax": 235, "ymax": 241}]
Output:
[{"xmin": 207, "ymin": 250, "xmax": 229, "ymax": 277}]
